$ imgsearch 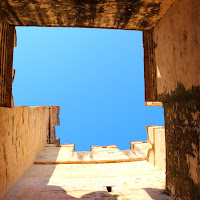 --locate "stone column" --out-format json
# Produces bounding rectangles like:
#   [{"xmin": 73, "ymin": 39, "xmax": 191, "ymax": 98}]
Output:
[{"xmin": 0, "ymin": 21, "xmax": 15, "ymax": 107}]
